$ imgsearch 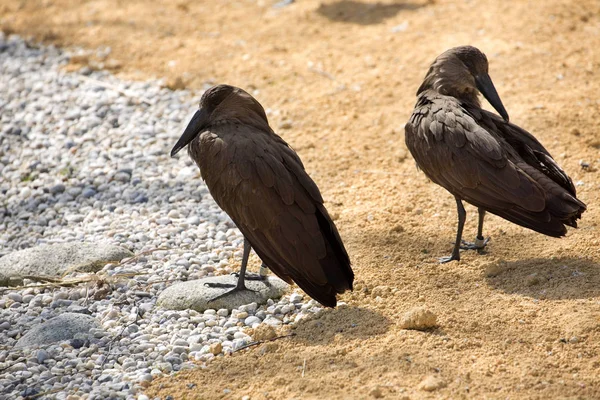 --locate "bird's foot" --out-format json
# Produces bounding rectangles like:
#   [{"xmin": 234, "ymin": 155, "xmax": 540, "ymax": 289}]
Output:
[
  {"xmin": 204, "ymin": 282, "xmax": 235, "ymax": 289},
  {"xmin": 439, "ymin": 254, "xmax": 460, "ymax": 264},
  {"xmin": 207, "ymin": 285, "xmax": 259, "ymax": 303},
  {"xmin": 230, "ymin": 272, "xmax": 266, "ymax": 281},
  {"xmin": 460, "ymin": 236, "xmax": 490, "ymax": 251}
]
